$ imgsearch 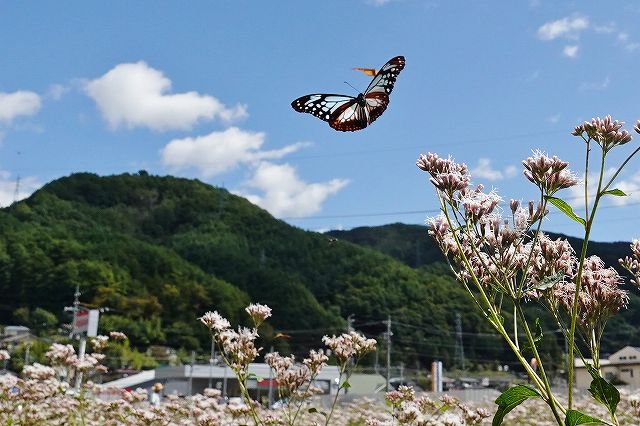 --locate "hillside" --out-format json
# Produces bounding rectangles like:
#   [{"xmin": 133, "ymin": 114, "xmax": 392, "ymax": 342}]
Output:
[
  {"xmin": 0, "ymin": 172, "xmax": 512, "ymax": 368},
  {"xmin": 327, "ymin": 223, "xmax": 640, "ymax": 354},
  {"xmin": 3, "ymin": 173, "xmax": 637, "ymax": 370}
]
